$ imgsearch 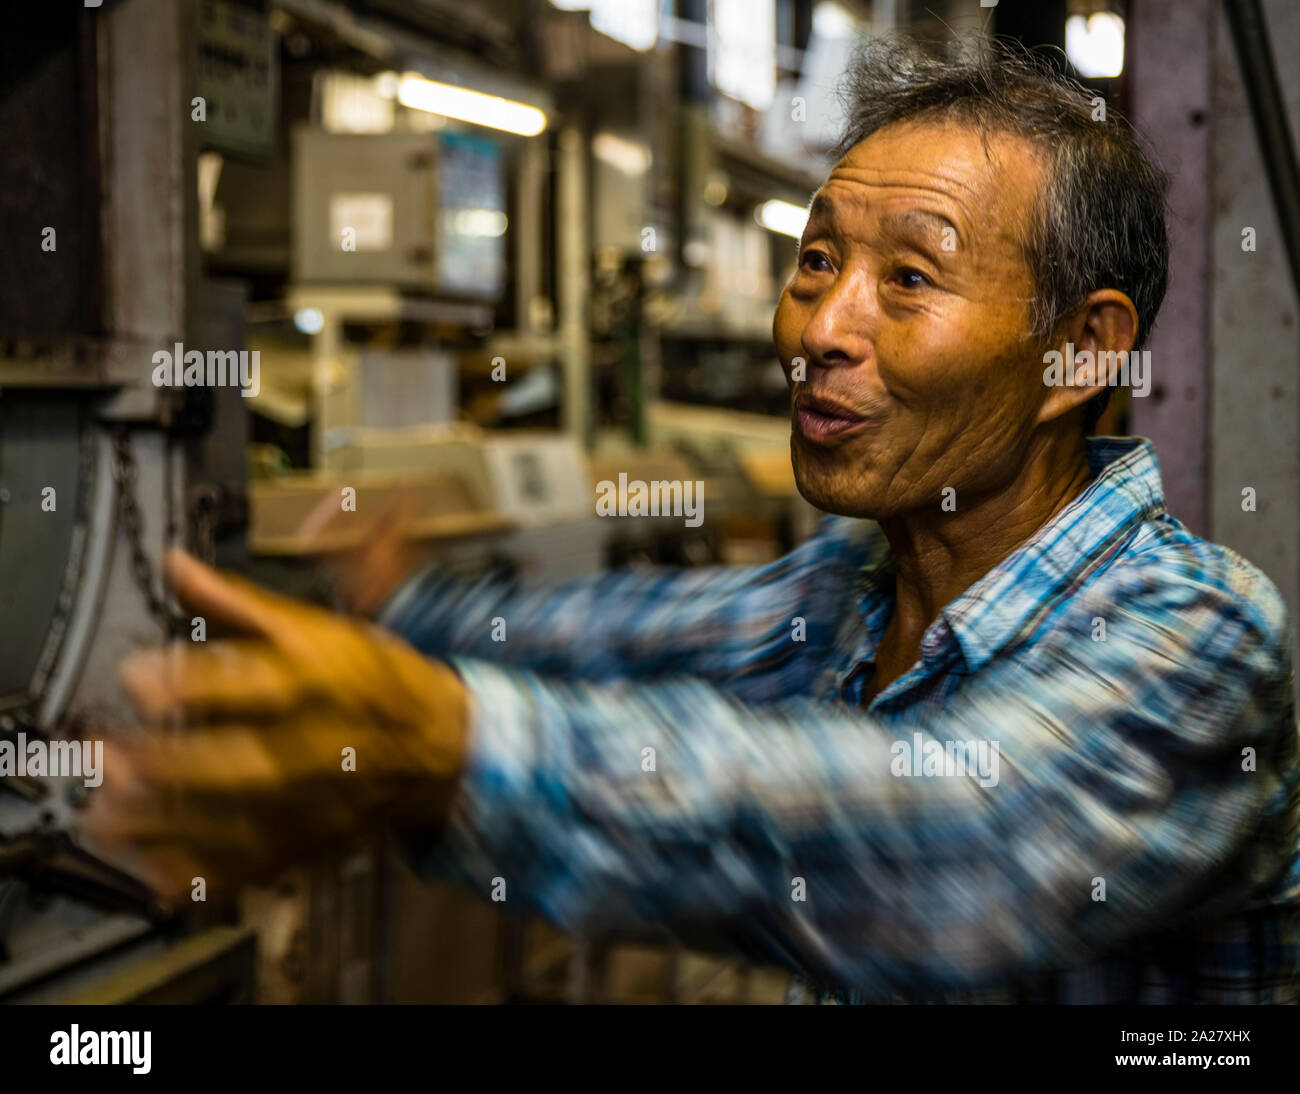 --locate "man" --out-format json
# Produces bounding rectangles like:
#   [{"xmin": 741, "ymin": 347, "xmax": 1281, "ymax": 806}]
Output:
[{"xmin": 91, "ymin": 39, "xmax": 1299, "ymax": 1004}]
